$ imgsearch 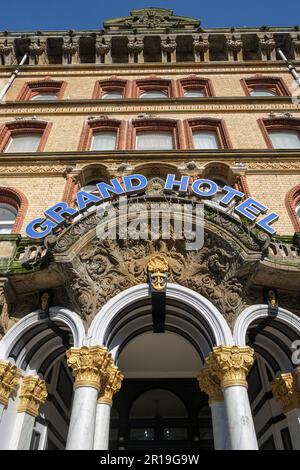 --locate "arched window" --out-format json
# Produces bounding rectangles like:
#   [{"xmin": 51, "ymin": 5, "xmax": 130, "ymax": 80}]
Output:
[
  {"xmin": 129, "ymin": 118, "xmax": 182, "ymax": 150},
  {"xmin": 133, "ymin": 77, "xmax": 174, "ymax": 99},
  {"xmin": 92, "ymin": 78, "xmax": 129, "ymax": 99},
  {"xmin": 17, "ymin": 79, "xmax": 66, "ymax": 101},
  {"xmin": 0, "ymin": 187, "xmax": 28, "ymax": 233},
  {"xmin": 0, "ymin": 120, "xmax": 52, "ymax": 153},
  {"xmin": 285, "ymin": 184, "xmax": 300, "ymax": 231},
  {"xmin": 177, "ymin": 76, "xmax": 214, "ymax": 98},
  {"xmin": 78, "ymin": 118, "xmax": 126, "ymax": 151},
  {"xmin": 185, "ymin": 118, "xmax": 232, "ymax": 150},
  {"xmin": 259, "ymin": 118, "xmax": 300, "ymax": 149},
  {"xmin": 241, "ymin": 76, "xmax": 290, "ymax": 97}
]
